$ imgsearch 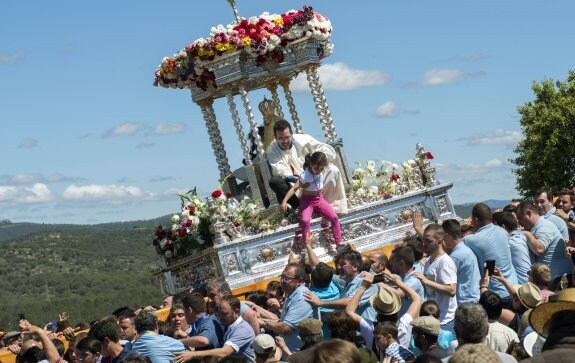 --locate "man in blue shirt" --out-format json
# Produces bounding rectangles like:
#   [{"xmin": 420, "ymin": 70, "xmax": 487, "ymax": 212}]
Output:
[
  {"xmin": 389, "ymin": 245, "xmax": 426, "ymax": 316},
  {"xmin": 463, "ymin": 203, "xmax": 518, "ymax": 305},
  {"xmin": 493, "ymin": 211, "xmax": 532, "ymax": 284},
  {"xmin": 534, "ymin": 187, "xmax": 570, "ymax": 242},
  {"xmin": 174, "ymin": 295, "xmax": 255, "ymax": 362},
  {"xmin": 516, "ymin": 201, "xmax": 573, "ymax": 287},
  {"xmin": 131, "ymin": 310, "xmax": 186, "ymax": 363},
  {"xmin": 90, "ymin": 320, "xmax": 130, "ymax": 363},
  {"xmin": 180, "ymin": 292, "xmax": 224, "ymax": 361},
  {"xmin": 442, "ymin": 219, "xmax": 480, "ymax": 303},
  {"xmin": 260, "ymin": 262, "xmax": 319, "ymax": 353}
]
